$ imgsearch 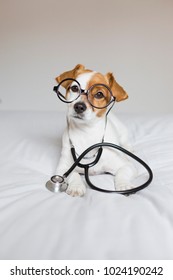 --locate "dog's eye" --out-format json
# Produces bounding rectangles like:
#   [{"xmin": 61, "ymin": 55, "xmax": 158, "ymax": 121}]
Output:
[
  {"xmin": 70, "ymin": 85, "xmax": 79, "ymax": 92},
  {"xmin": 94, "ymin": 92, "xmax": 104, "ymax": 99}
]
